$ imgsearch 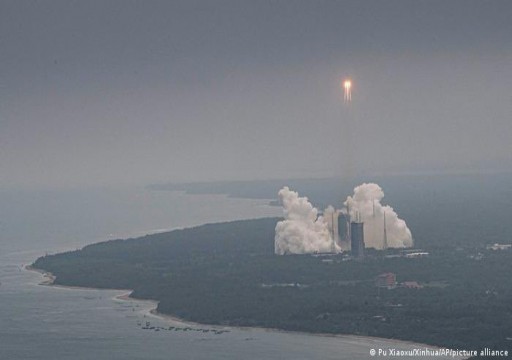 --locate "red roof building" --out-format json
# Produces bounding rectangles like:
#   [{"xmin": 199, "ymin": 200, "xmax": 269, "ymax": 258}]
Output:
[{"xmin": 375, "ymin": 272, "xmax": 397, "ymax": 289}]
